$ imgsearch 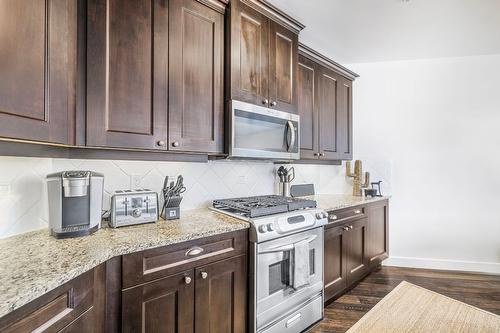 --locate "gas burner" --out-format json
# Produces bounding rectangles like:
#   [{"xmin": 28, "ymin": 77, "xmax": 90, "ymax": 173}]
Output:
[{"xmin": 213, "ymin": 195, "xmax": 316, "ymax": 218}]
